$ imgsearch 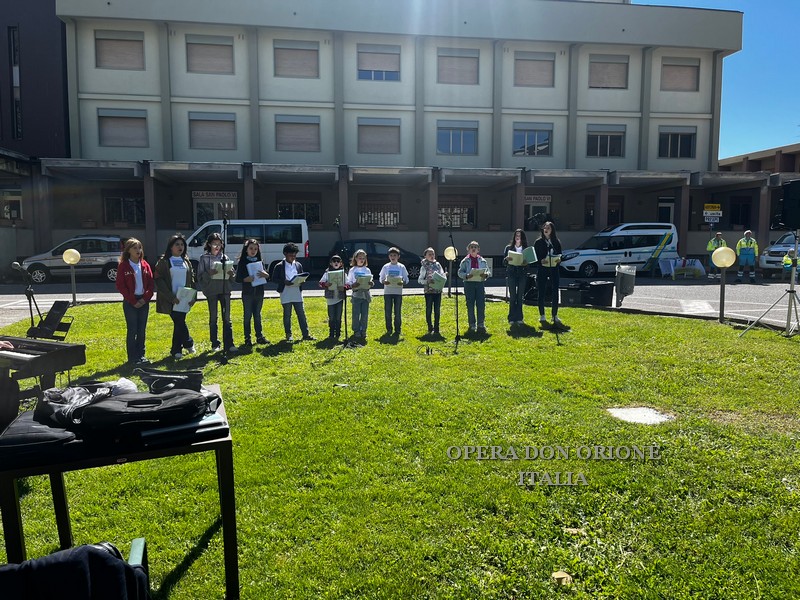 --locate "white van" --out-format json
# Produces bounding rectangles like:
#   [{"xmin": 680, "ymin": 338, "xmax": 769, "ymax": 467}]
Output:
[
  {"xmin": 560, "ymin": 223, "xmax": 679, "ymax": 277},
  {"xmin": 186, "ymin": 219, "xmax": 309, "ymax": 274}
]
